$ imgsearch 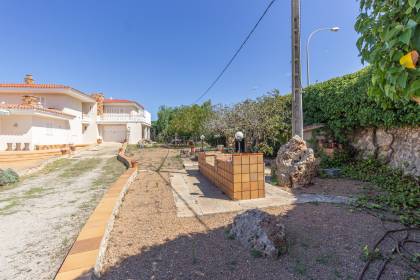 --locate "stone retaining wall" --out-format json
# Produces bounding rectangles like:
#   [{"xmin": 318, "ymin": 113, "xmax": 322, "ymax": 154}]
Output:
[
  {"xmin": 198, "ymin": 152, "xmax": 265, "ymax": 200},
  {"xmin": 349, "ymin": 127, "xmax": 420, "ymax": 177}
]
